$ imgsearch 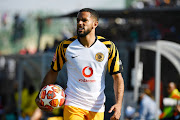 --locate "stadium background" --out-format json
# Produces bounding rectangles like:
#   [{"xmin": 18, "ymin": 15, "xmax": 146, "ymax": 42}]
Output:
[{"xmin": 0, "ymin": 0, "xmax": 180, "ymax": 120}]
